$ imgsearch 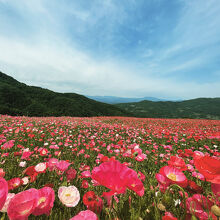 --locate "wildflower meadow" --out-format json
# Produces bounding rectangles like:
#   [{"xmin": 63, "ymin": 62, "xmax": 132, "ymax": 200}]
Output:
[{"xmin": 0, "ymin": 115, "xmax": 219, "ymax": 220}]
